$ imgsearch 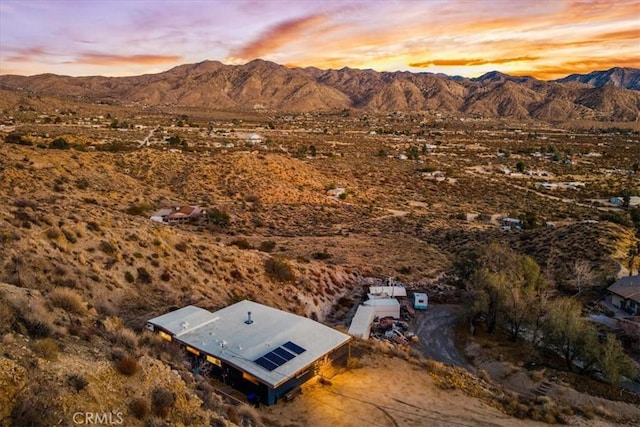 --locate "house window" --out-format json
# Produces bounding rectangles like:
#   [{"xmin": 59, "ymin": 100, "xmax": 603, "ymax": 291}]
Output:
[
  {"xmin": 159, "ymin": 331, "xmax": 172, "ymax": 342},
  {"xmin": 206, "ymin": 355, "xmax": 222, "ymax": 367},
  {"xmin": 186, "ymin": 346, "xmax": 200, "ymax": 356},
  {"xmin": 242, "ymin": 372, "xmax": 259, "ymax": 384}
]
